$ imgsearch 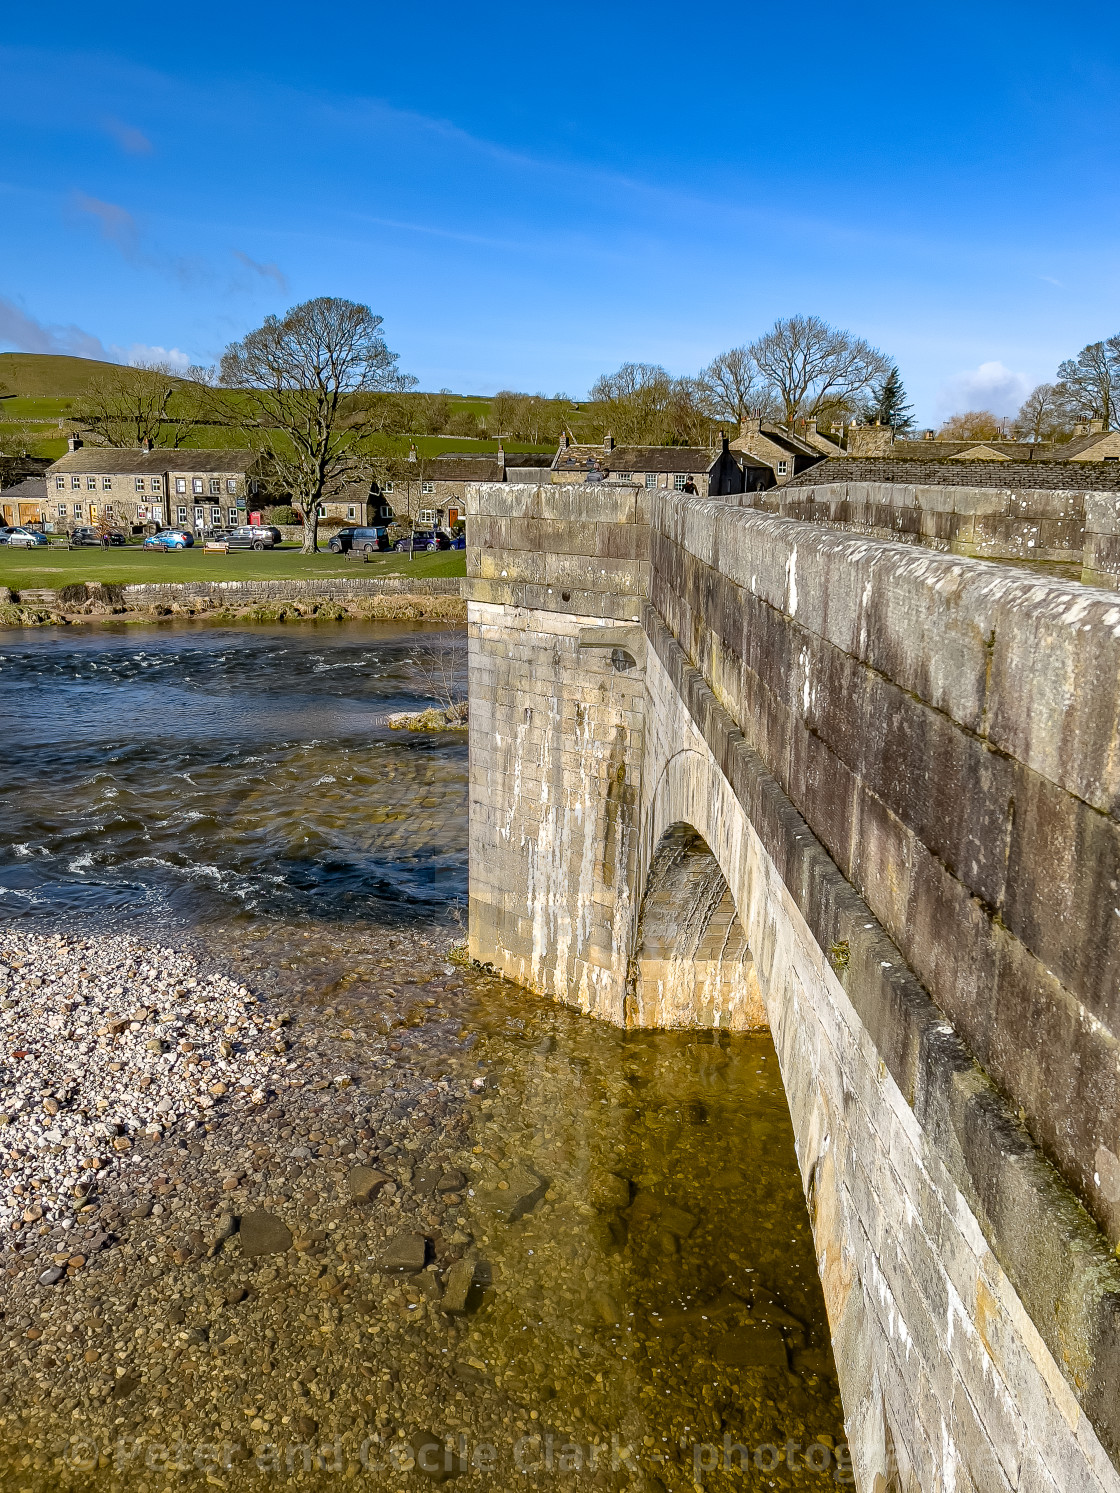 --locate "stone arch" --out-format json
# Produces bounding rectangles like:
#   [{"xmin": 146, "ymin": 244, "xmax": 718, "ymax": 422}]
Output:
[{"xmin": 627, "ymin": 821, "xmax": 766, "ymax": 1029}]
